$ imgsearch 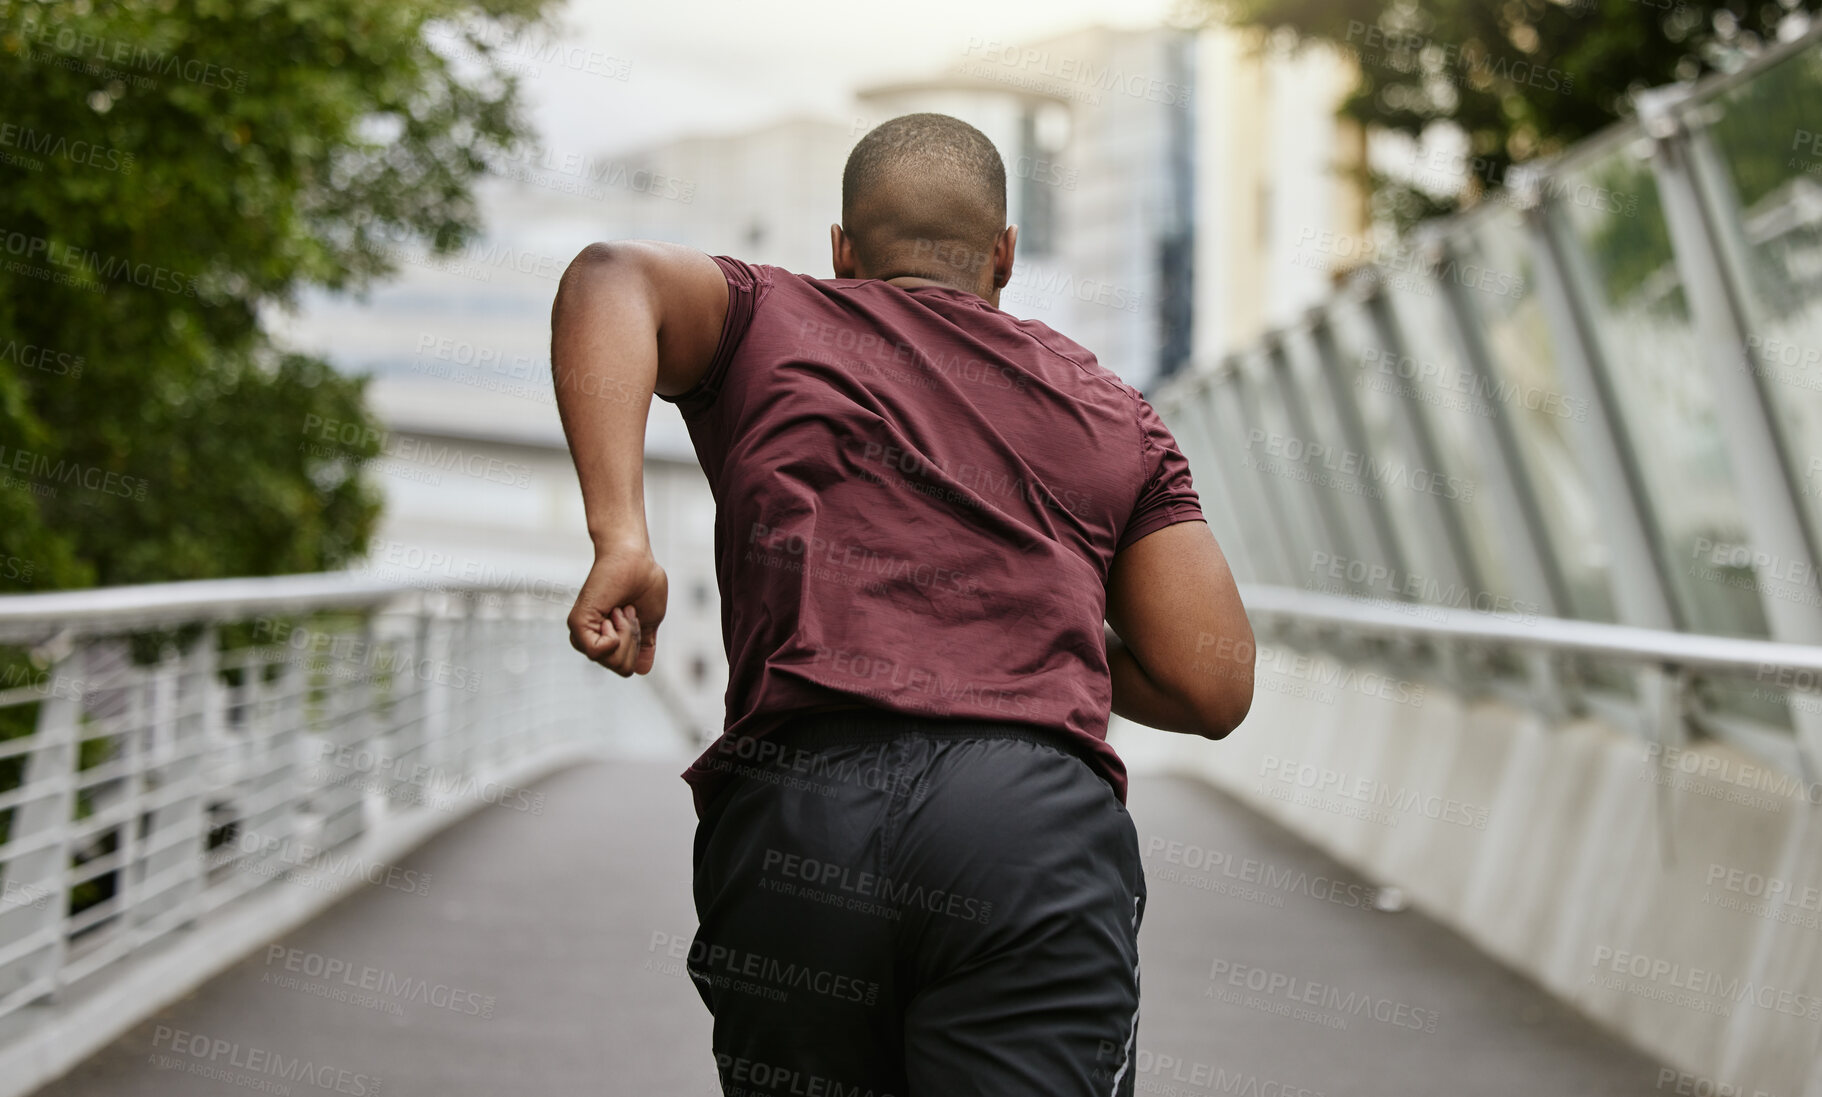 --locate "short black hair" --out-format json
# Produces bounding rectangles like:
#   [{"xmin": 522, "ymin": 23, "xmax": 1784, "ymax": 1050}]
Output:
[
  {"xmin": 842, "ymin": 112, "xmax": 1007, "ymax": 224},
  {"xmin": 840, "ymin": 113, "xmax": 1007, "ymax": 276}
]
